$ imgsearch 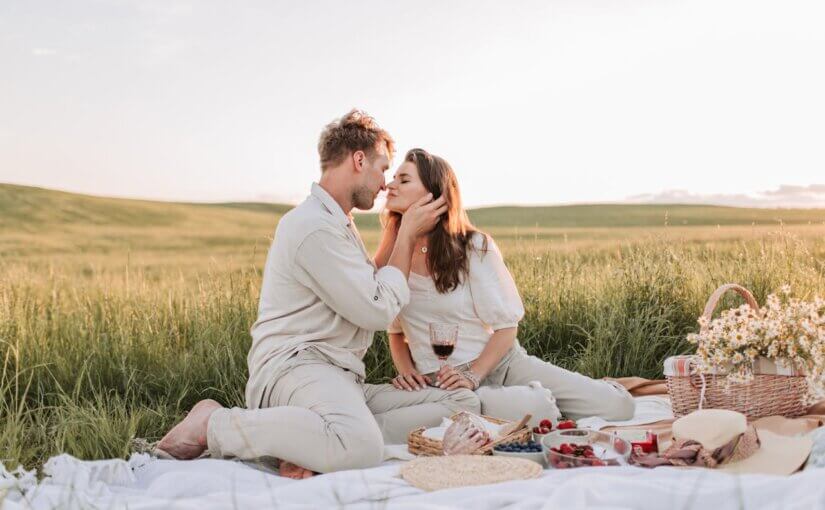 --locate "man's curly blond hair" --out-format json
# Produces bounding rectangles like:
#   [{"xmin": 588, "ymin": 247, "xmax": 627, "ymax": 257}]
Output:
[{"xmin": 317, "ymin": 109, "xmax": 395, "ymax": 171}]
